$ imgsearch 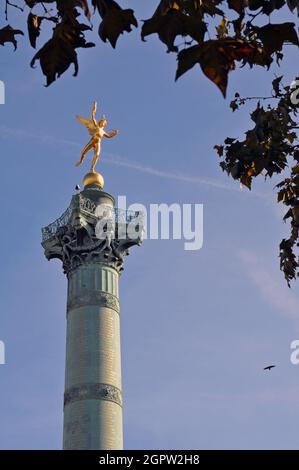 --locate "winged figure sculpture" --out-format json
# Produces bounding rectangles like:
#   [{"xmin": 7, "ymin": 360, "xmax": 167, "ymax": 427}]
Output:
[{"xmin": 75, "ymin": 101, "xmax": 118, "ymax": 172}]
